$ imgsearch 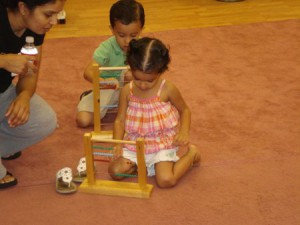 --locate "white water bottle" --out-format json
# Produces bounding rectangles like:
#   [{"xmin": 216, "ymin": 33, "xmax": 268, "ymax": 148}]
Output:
[{"xmin": 11, "ymin": 36, "xmax": 38, "ymax": 77}]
